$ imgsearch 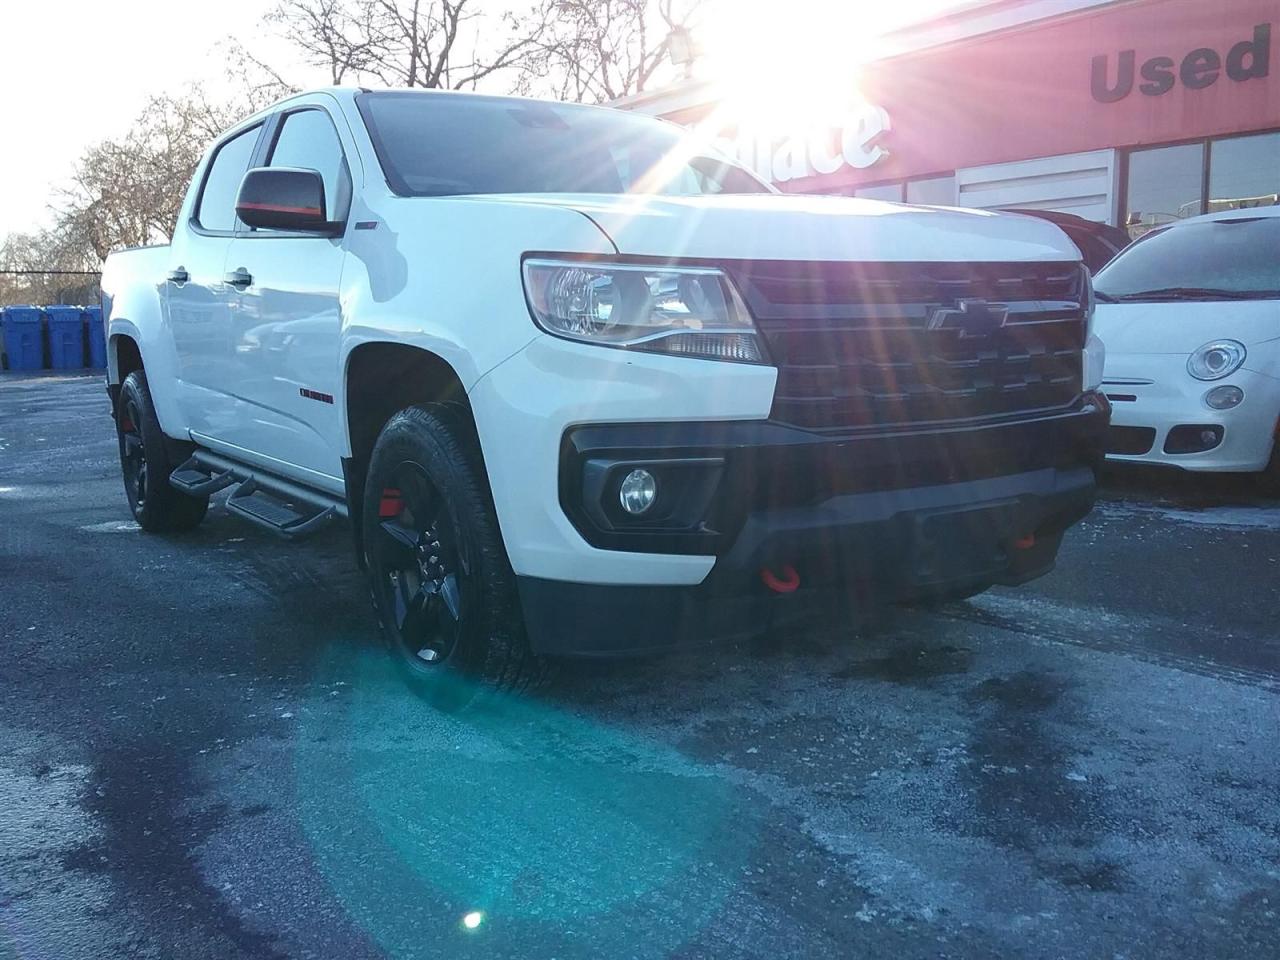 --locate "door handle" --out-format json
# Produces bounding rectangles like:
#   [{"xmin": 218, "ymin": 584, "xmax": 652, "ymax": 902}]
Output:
[
  {"xmin": 167, "ymin": 267, "xmax": 189, "ymax": 284},
  {"xmin": 224, "ymin": 267, "xmax": 253, "ymax": 289}
]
